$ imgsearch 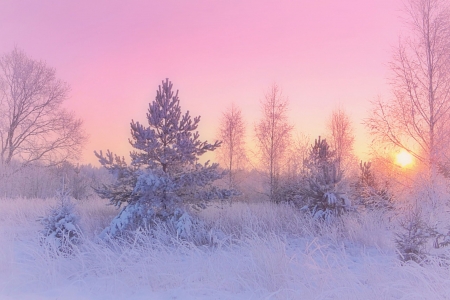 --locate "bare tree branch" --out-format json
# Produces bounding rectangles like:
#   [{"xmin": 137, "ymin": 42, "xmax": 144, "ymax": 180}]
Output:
[
  {"xmin": 327, "ymin": 106, "xmax": 355, "ymax": 173},
  {"xmin": 254, "ymin": 83, "xmax": 293, "ymax": 202},
  {"xmin": 365, "ymin": 0, "xmax": 450, "ymax": 173},
  {"xmin": 217, "ymin": 103, "xmax": 247, "ymax": 188},
  {"xmin": 0, "ymin": 48, "xmax": 87, "ymax": 167}
]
